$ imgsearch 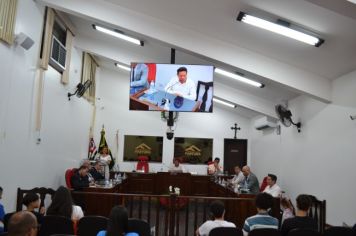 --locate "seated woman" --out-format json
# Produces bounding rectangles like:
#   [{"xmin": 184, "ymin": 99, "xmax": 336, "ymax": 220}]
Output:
[
  {"xmin": 22, "ymin": 192, "xmax": 45, "ymax": 224},
  {"xmin": 46, "ymin": 186, "xmax": 84, "ymax": 222},
  {"xmin": 97, "ymin": 206, "xmax": 138, "ymax": 236}
]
